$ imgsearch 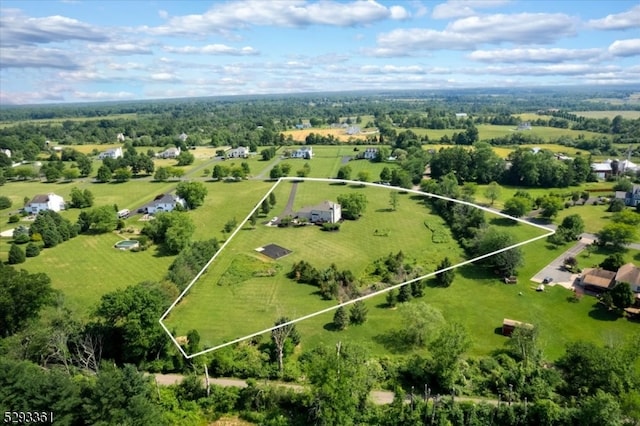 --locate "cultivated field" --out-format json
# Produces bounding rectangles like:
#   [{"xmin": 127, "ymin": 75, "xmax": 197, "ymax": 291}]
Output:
[
  {"xmin": 571, "ymin": 110, "xmax": 640, "ymax": 119},
  {"xmin": 282, "ymin": 127, "xmax": 379, "ymax": 143}
]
